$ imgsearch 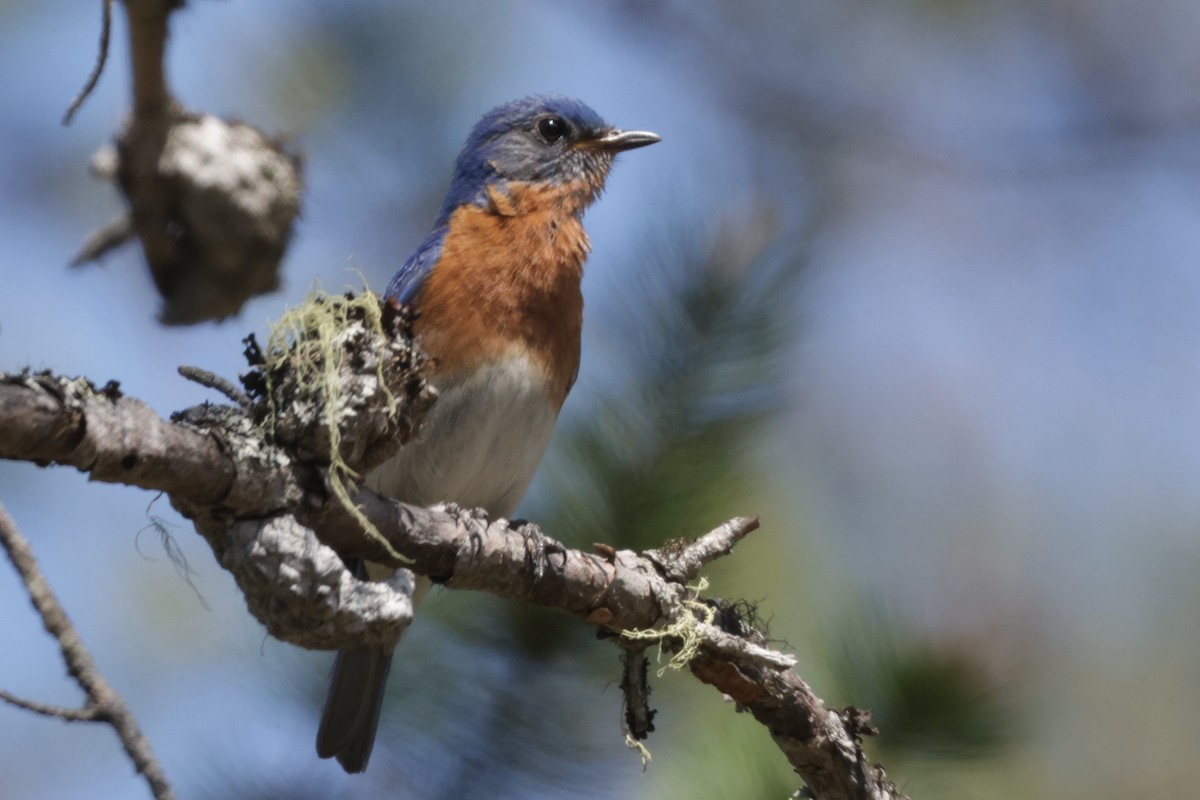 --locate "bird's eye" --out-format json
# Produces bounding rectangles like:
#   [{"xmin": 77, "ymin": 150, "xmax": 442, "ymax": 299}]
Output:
[{"xmin": 537, "ymin": 116, "xmax": 569, "ymax": 143}]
